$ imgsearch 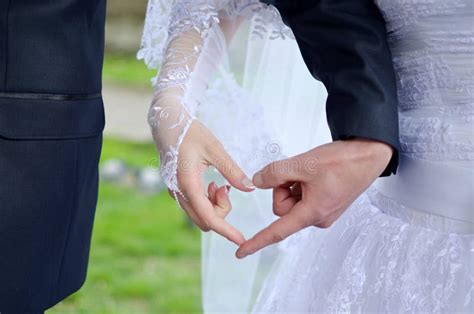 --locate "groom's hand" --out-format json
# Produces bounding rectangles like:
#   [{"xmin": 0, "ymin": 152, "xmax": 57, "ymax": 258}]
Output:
[{"xmin": 236, "ymin": 139, "xmax": 393, "ymax": 258}]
